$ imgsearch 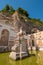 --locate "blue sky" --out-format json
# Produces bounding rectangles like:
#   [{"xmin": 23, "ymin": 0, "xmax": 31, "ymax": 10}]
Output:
[{"xmin": 0, "ymin": 0, "xmax": 43, "ymax": 21}]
